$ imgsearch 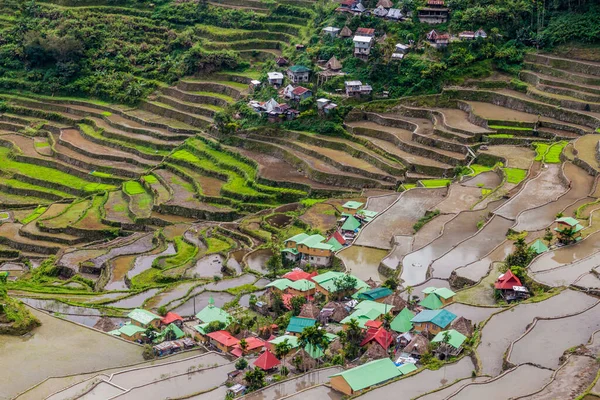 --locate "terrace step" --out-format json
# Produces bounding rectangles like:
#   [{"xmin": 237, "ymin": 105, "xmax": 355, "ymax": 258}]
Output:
[
  {"xmin": 204, "ymin": 40, "xmax": 282, "ymax": 52},
  {"xmin": 104, "ymin": 113, "xmax": 193, "ymax": 140},
  {"xmin": 58, "ymin": 128, "xmax": 155, "ymax": 169},
  {"xmin": 88, "ymin": 117, "xmax": 180, "ymax": 150},
  {"xmin": 0, "ymin": 223, "xmax": 65, "ymax": 254},
  {"xmin": 246, "ymin": 137, "xmax": 396, "ymax": 189},
  {"xmin": 123, "ymin": 109, "xmax": 202, "ymax": 133},
  {"xmin": 208, "ymin": 0, "xmax": 268, "ymax": 12},
  {"xmin": 494, "ymin": 89, "xmax": 600, "ymax": 120},
  {"xmin": 177, "ymin": 80, "xmax": 245, "ymax": 99},
  {"xmin": 523, "ymin": 62, "xmax": 600, "ymax": 86},
  {"xmin": 520, "ymin": 70, "xmax": 600, "ymax": 96},
  {"xmin": 161, "ymin": 87, "xmax": 233, "ymax": 108},
  {"xmin": 140, "ymin": 101, "xmax": 213, "ymax": 129},
  {"xmin": 157, "ymin": 95, "xmax": 220, "ymax": 119},
  {"xmin": 20, "ymin": 221, "xmax": 86, "ymax": 246},
  {"xmin": 0, "ymin": 190, "xmax": 52, "ymax": 208},
  {"xmin": 526, "ymin": 86, "xmax": 600, "ymax": 113},
  {"xmin": 0, "ymin": 176, "xmax": 71, "ymax": 201},
  {"xmin": 525, "ymin": 53, "xmax": 600, "ymax": 77}
]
